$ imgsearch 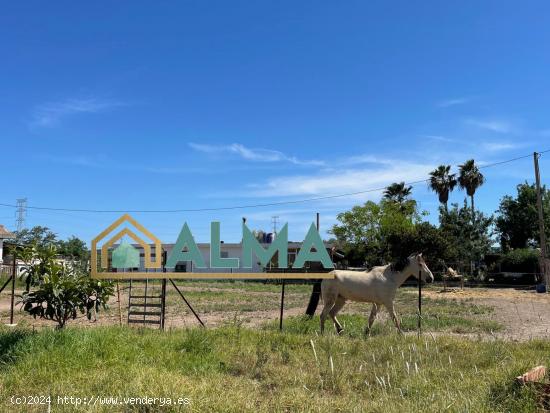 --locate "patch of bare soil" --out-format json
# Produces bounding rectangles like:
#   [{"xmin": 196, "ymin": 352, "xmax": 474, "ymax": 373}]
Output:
[{"xmin": 424, "ymin": 288, "xmax": 550, "ymax": 341}]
